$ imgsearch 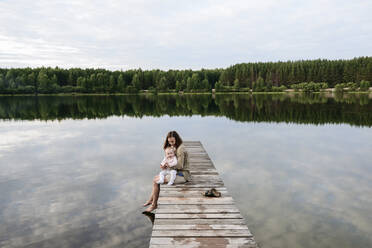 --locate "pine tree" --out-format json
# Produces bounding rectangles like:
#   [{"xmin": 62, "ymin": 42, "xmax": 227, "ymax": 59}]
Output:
[
  {"xmin": 37, "ymin": 70, "xmax": 50, "ymax": 93},
  {"xmin": 117, "ymin": 74, "xmax": 126, "ymax": 92},
  {"xmin": 132, "ymin": 74, "xmax": 141, "ymax": 90}
]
